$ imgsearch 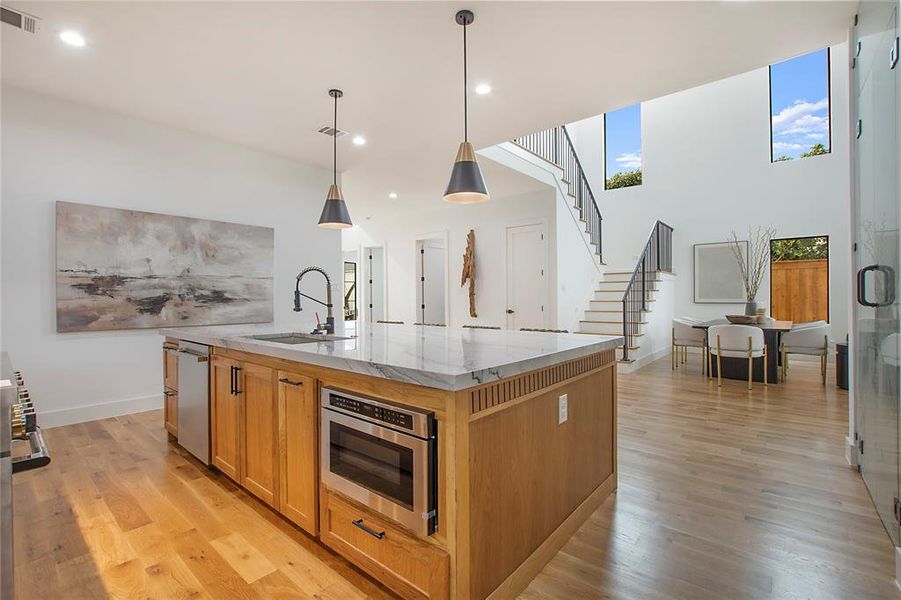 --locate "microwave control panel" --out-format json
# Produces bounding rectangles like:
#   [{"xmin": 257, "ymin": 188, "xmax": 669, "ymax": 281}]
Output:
[{"xmin": 328, "ymin": 393, "xmax": 414, "ymax": 431}]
